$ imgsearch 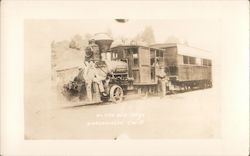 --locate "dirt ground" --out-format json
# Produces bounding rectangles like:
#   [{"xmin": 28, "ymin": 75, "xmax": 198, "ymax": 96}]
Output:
[{"xmin": 25, "ymin": 82, "xmax": 220, "ymax": 139}]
